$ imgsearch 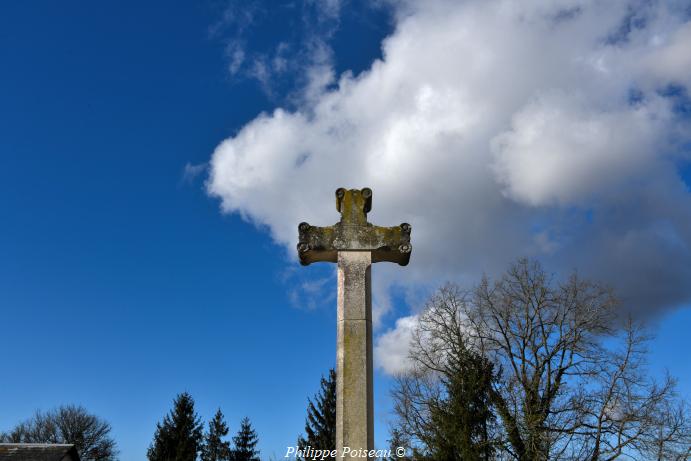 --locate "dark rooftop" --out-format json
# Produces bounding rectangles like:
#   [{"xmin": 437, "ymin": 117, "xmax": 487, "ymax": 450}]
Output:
[{"xmin": 0, "ymin": 444, "xmax": 80, "ymax": 461}]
